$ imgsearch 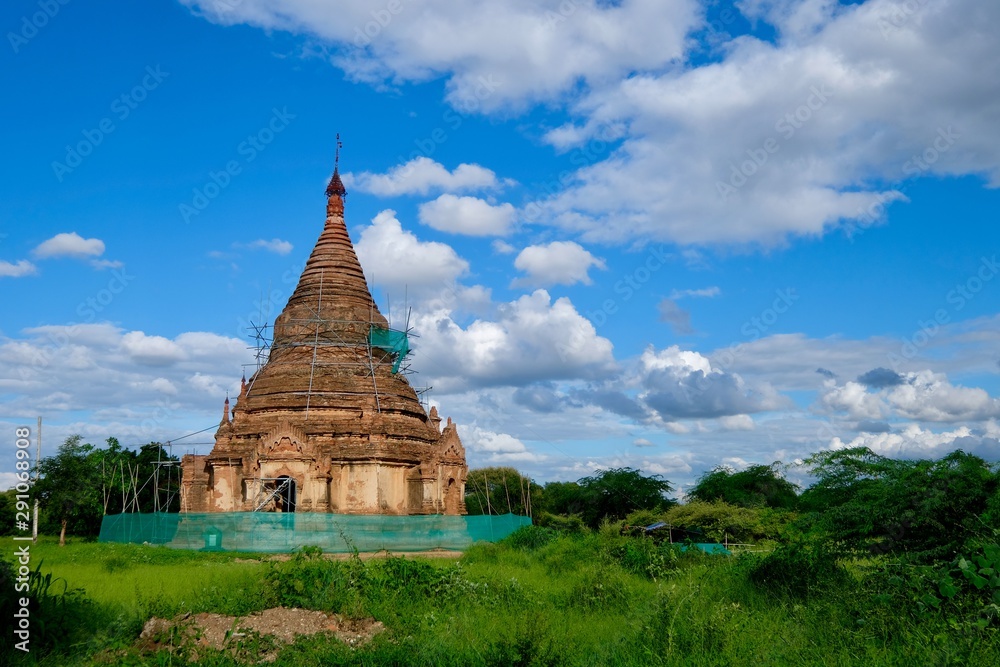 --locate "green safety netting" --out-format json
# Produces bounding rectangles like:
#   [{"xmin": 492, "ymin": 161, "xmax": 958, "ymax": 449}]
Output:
[
  {"xmin": 99, "ymin": 512, "xmax": 531, "ymax": 553},
  {"xmin": 368, "ymin": 326, "xmax": 410, "ymax": 373}
]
